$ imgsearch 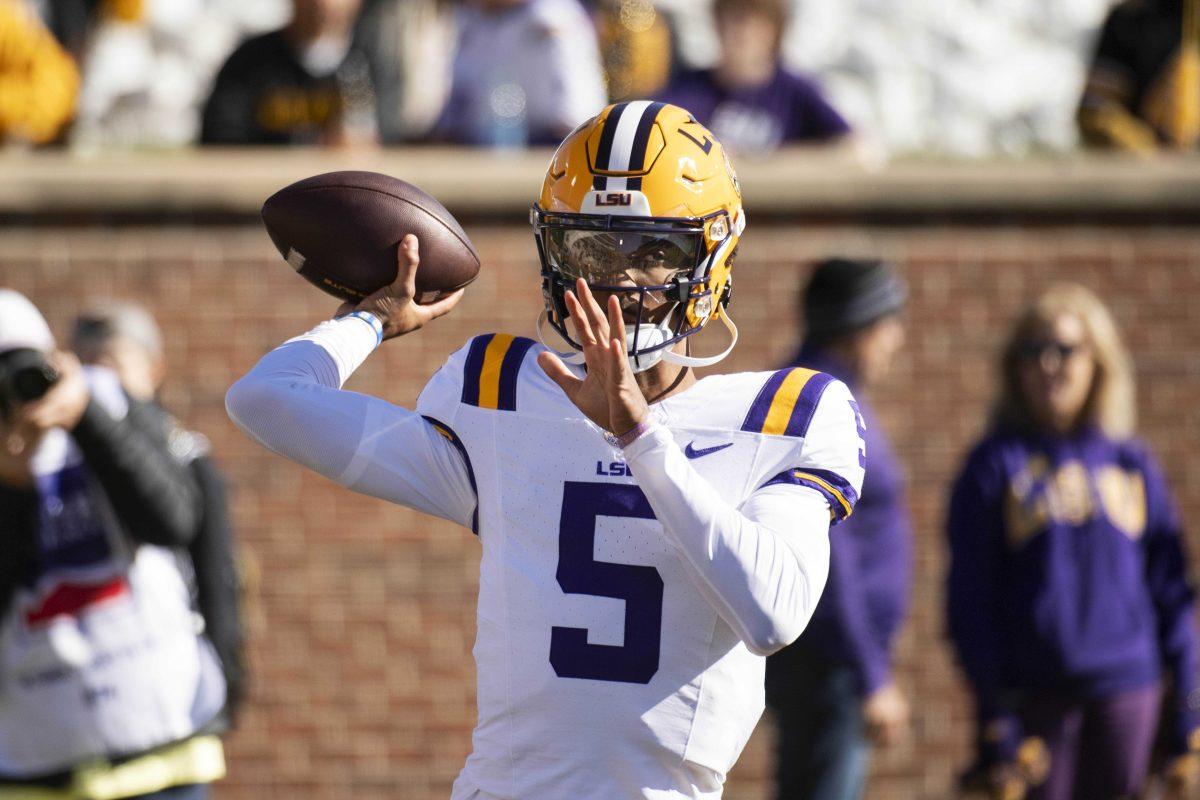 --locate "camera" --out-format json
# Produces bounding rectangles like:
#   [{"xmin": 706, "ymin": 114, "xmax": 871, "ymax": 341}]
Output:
[{"xmin": 0, "ymin": 348, "xmax": 59, "ymax": 420}]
